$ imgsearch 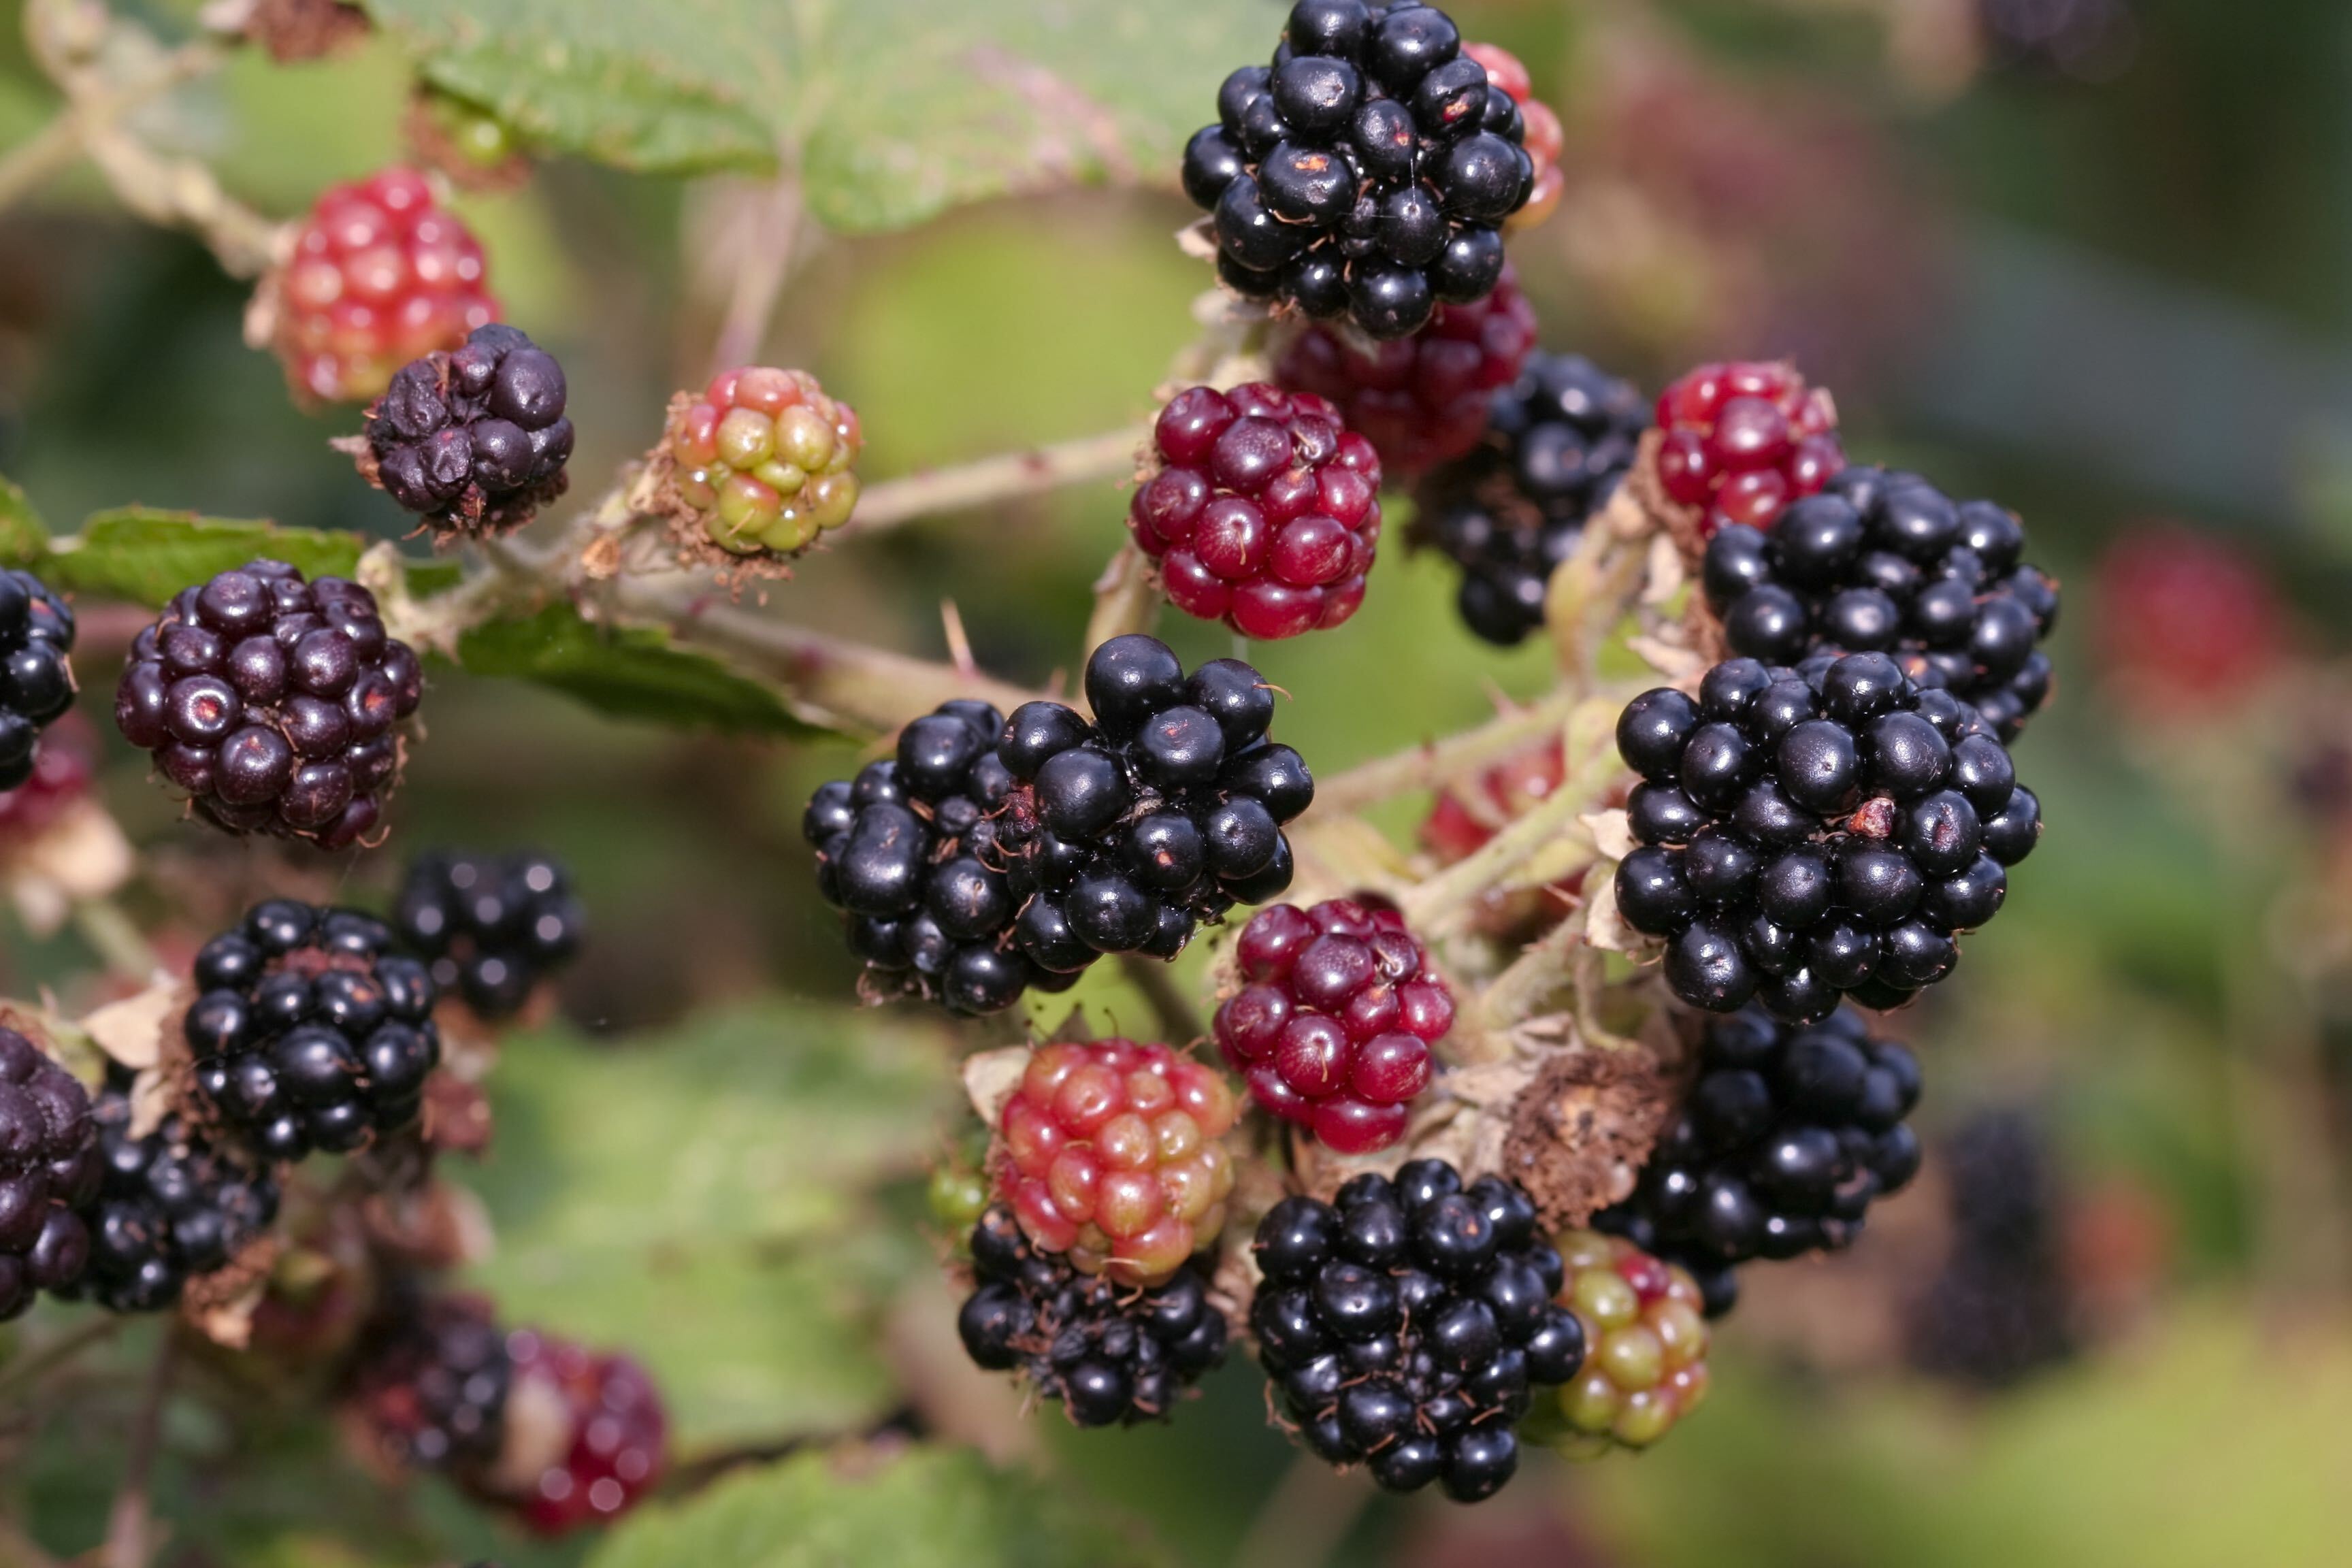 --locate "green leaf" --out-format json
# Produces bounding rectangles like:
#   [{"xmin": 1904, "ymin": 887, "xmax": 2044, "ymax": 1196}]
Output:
[
  {"xmin": 0, "ymin": 473, "xmax": 48, "ymax": 565},
  {"xmin": 359, "ymin": 0, "xmax": 1273, "ymax": 231},
  {"xmin": 42, "ymin": 509, "xmax": 375, "ymax": 604},
  {"xmin": 459, "ymin": 1004, "xmax": 960, "ymax": 1454},
  {"xmin": 452, "ymin": 601, "xmax": 823, "ymax": 737},
  {"xmin": 587, "ymin": 1445, "xmax": 1171, "ymax": 1568}
]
